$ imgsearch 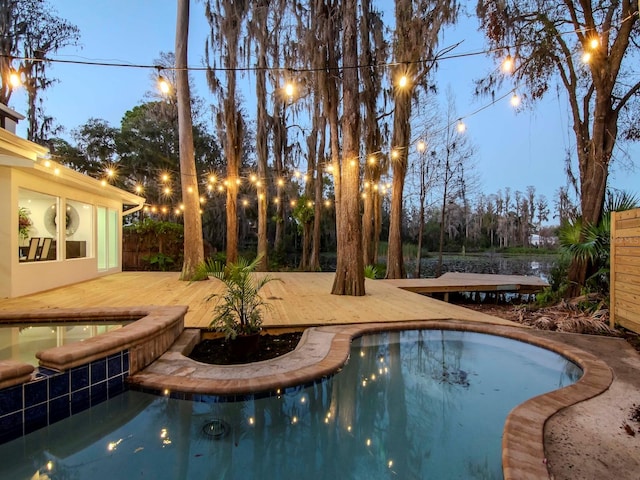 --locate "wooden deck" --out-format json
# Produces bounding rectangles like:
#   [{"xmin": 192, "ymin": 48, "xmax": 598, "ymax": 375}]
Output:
[
  {"xmin": 382, "ymin": 272, "xmax": 549, "ymax": 301},
  {"xmin": 0, "ymin": 272, "xmax": 517, "ymax": 328}
]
